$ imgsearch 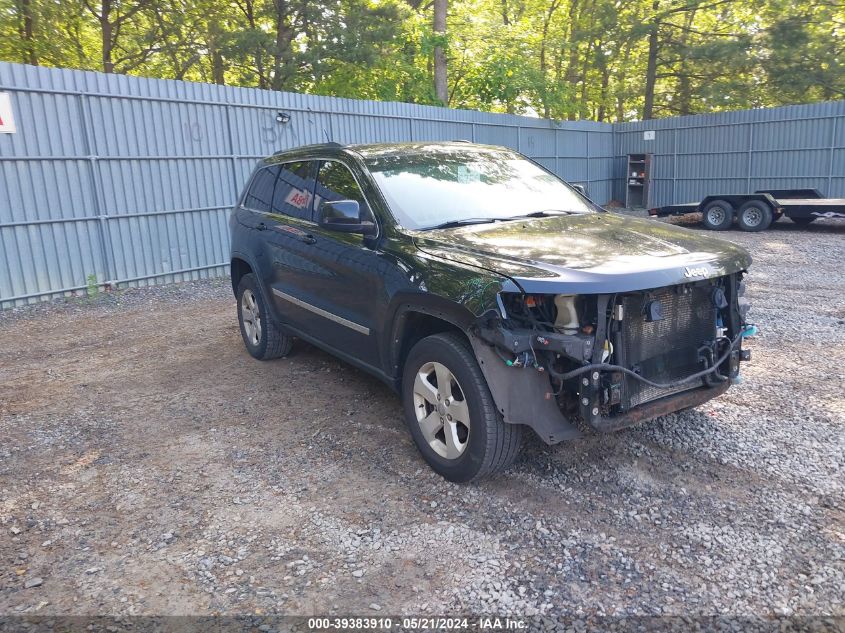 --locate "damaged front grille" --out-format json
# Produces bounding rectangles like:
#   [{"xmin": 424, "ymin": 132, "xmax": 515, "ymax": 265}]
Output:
[{"xmin": 620, "ymin": 284, "xmax": 717, "ymax": 409}]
